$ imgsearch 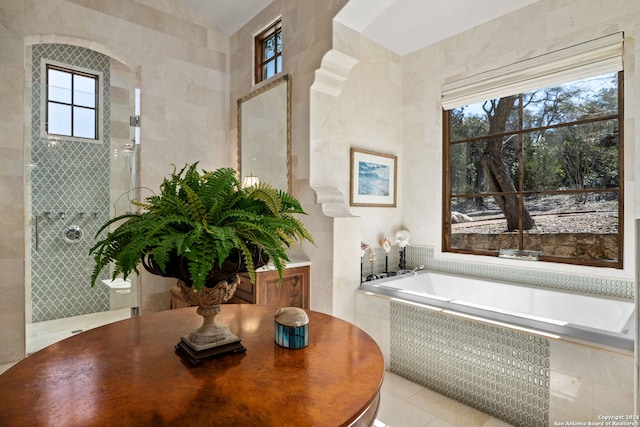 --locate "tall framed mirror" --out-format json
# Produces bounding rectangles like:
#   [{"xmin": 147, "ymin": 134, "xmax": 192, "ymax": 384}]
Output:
[{"xmin": 237, "ymin": 74, "xmax": 291, "ymax": 192}]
